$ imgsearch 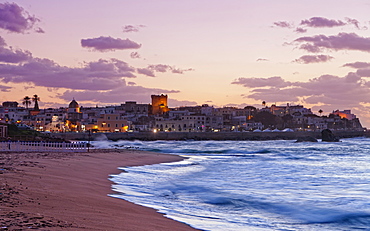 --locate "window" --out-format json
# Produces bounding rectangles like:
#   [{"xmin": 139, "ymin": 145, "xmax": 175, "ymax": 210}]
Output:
[{"xmin": 108, "ymin": 124, "xmax": 111, "ymax": 127}]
